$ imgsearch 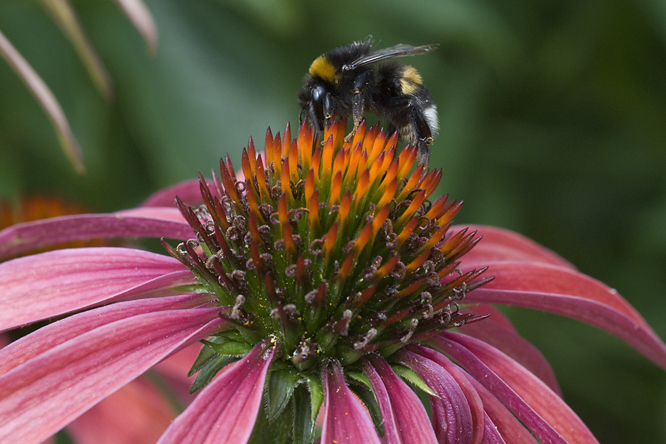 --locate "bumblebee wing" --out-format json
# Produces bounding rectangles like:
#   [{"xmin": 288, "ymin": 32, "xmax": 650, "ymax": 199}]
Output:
[{"xmin": 342, "ymin": 44, "xmax": 439, "ymax": 71}]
